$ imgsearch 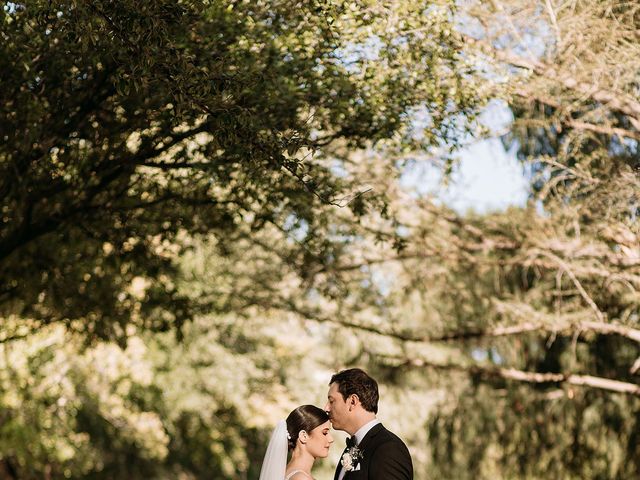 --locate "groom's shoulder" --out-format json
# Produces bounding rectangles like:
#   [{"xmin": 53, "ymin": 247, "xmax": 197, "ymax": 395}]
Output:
[
  {"xmin": 368, "ymin": 425, "xmax": 412, "ymax": 468},
  {"xmin": 375, "ymin": 424, "xmax": 410, "ymax": 448}
]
